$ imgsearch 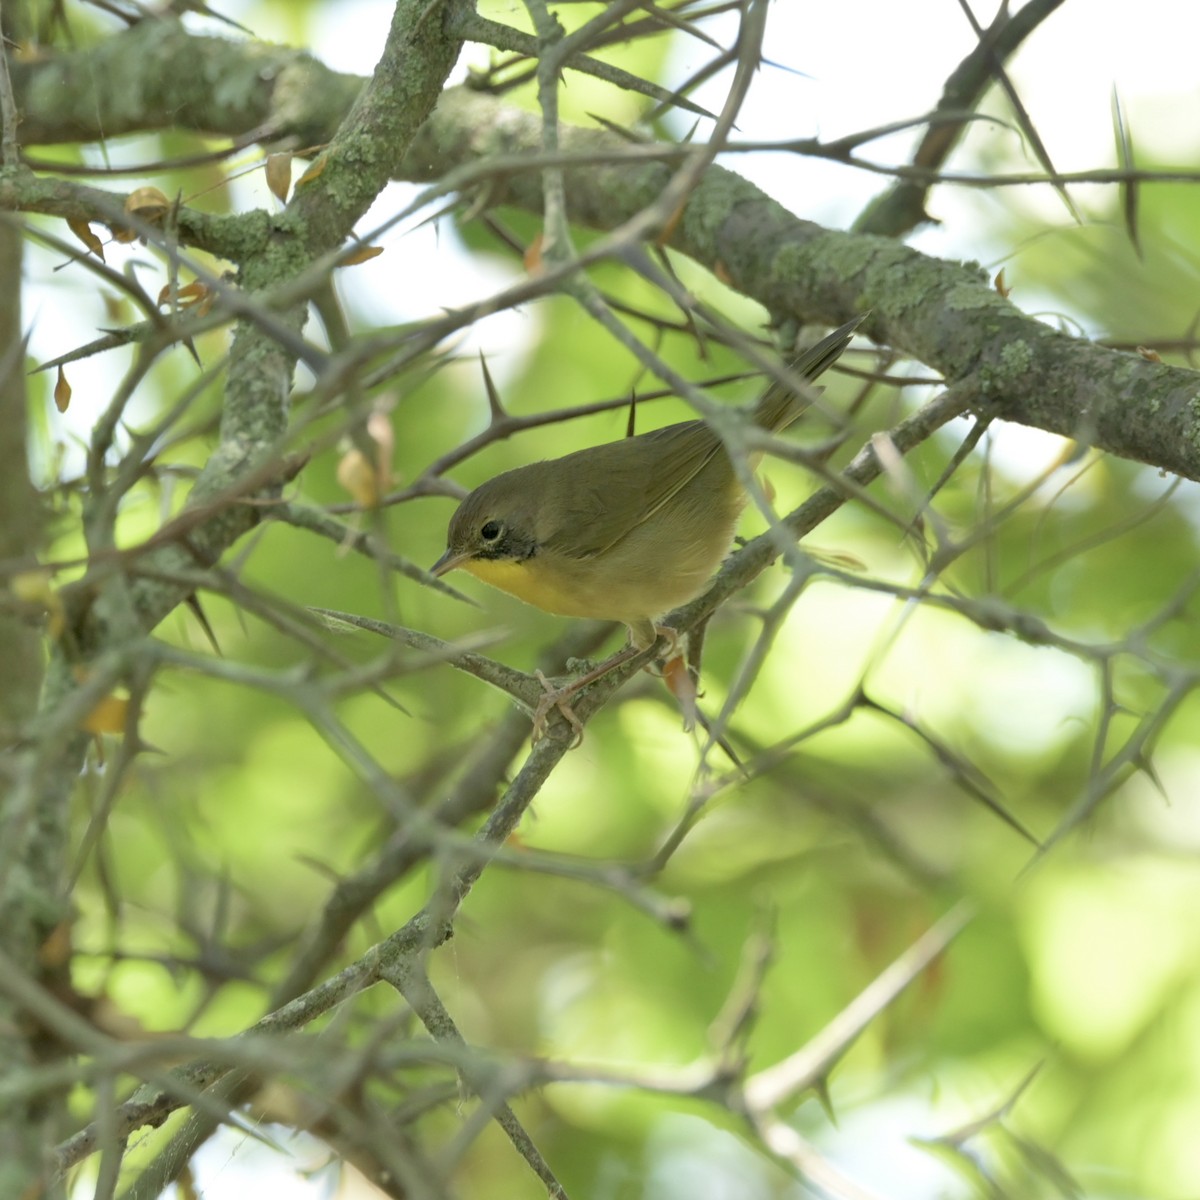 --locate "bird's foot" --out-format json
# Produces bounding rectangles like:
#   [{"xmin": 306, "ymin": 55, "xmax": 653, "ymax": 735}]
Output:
[
  {"xmin": 653, "ymin": 624, "xmax": 683, "ymax": 662},
  {"xmin": 531, "ymin": 670, "xmax": 585, "ymax": 748},
  {"xmin": 529, "ymin": 642, "xmax": 648, "ymax": 747}
]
